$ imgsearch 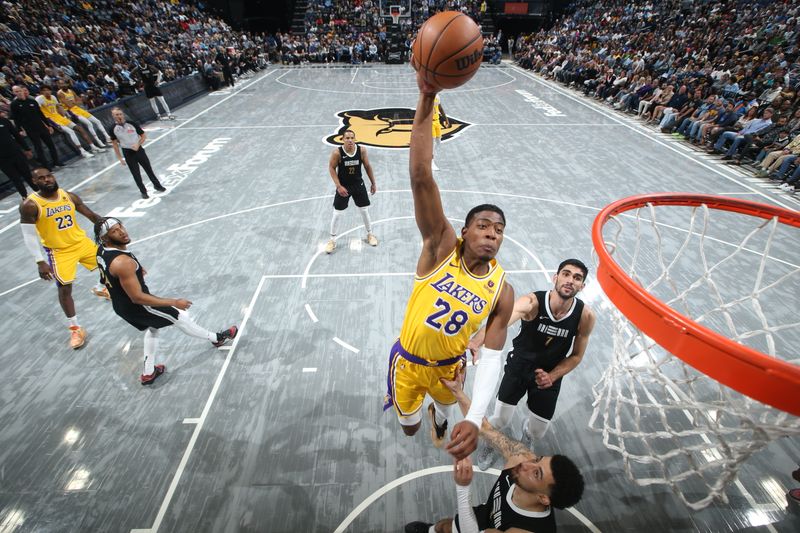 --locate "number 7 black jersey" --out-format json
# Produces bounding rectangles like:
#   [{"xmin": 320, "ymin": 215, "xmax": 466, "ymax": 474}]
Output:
[
  {"xmin": 337, "ymin": 144, "xmax": 363, "ymax": 185},
  {"xmin": 511, "ymin": 290, "xmax": 584, "ymax": 371}
]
